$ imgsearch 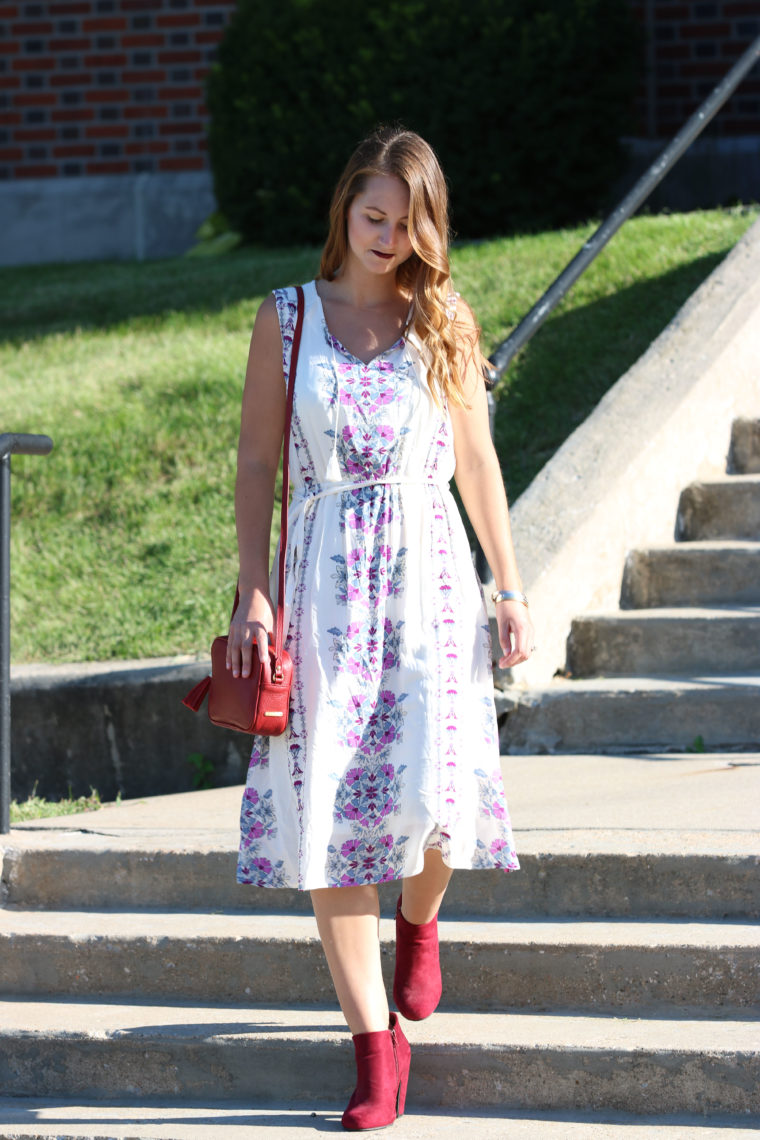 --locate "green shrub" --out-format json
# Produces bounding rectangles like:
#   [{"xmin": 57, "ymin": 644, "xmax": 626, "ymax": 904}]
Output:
[{"xmin": 206, "ymin": 0, "xmax": 642, "ymax": 246}]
